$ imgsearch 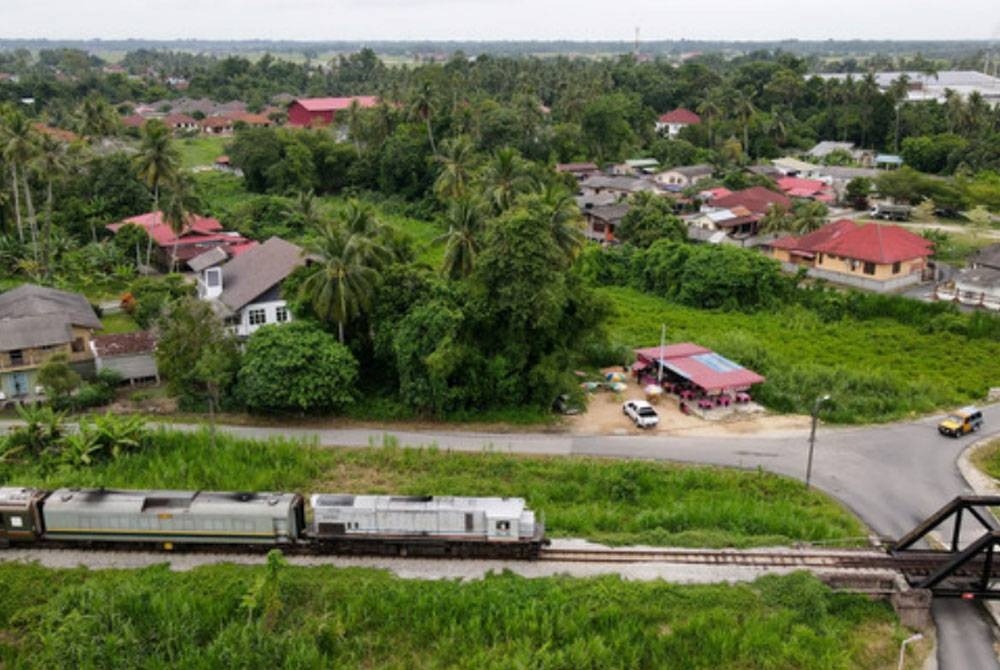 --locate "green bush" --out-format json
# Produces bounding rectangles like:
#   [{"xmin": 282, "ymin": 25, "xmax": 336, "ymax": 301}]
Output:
[{"xmin": 237, "ymin": 321, "xmax": 359, "ymax": 413}]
